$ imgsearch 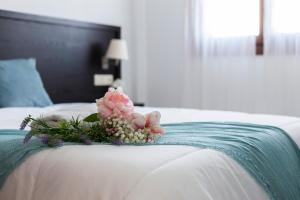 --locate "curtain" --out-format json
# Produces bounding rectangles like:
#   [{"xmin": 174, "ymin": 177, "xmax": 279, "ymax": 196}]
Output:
[
  {"xmin": 181, "ymin": 0, "xmax": 300, "ymax": 116},
  {"xmin": 264, "ymin": 0, "xmax": 300, "ymax": 55},
  {"xmin": 181, "ymin": 0, "xmax": 258, "ymax": 110},
  {"xmin": 187, "ymin": 0, "xmax": 258, "ymax": 57}
]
